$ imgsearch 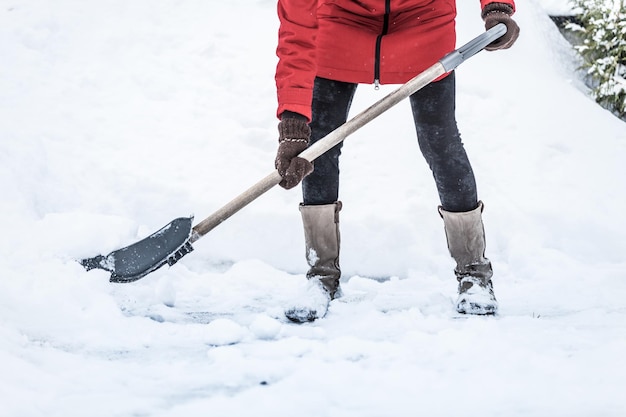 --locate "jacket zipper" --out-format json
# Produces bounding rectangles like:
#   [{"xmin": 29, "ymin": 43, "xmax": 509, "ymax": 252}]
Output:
[{"xmin": 374, "ymin": 0, "xmax": 391, "ymax": 89}]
